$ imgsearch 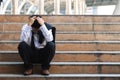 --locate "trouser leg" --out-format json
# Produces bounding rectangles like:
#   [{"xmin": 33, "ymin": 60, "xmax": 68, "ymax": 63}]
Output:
[
  {"xmin": 18, "ymin": 41, "xmax": 33, "ymax": 70},
  {"xmin": 41, "ymin": 42, "xmax": 55, "ymax": 70}
]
